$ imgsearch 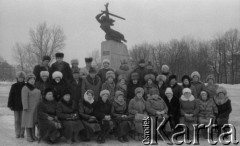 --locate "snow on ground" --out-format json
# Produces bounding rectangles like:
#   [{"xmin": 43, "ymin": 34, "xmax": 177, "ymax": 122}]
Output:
[{"xmin": 0, "ymin": 82, "xmax": 239, "ymax": 145}]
